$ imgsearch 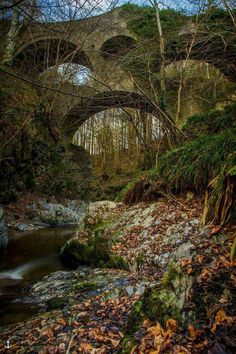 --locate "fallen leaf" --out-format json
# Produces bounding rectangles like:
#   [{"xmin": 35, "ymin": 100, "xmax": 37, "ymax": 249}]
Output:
[
  {"xmin": 197, "ymin": 255, "xmax": 204, "ymax": 264},
  {"xmin": 57, "ymin": 318, "xmax": 66, "ymax": 326},
  {"xmin": 180, "ymin": 258, "xmax": 192, "ymax": 267},
  {"xmin": 173, "ymin": 345, "xmax": 191, "ymax": 353},
  {"xmin": 211, "ymin": 308, "xmax": 234, "ymax": 332},
  {"xmin": 109, "ymin": 338, "xmax": 120, "ymax": 347},
  {"xmin": 210, "ymin": 226, "xmax": 222, "ymax": 236},
  {"xmin": 79, "ymin": 342, "xmax": 94, "ymax": 353},
  {"xmin": 166, "ymin": 319, "xmax": 178, "ymax": 332},
  {"xmin": 188, "ymin": 324, "xmax": 197, "ymax": 340},
  {"xmin": 198, "ymin": 267, "xmax": 212, "ymax": 283}
]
